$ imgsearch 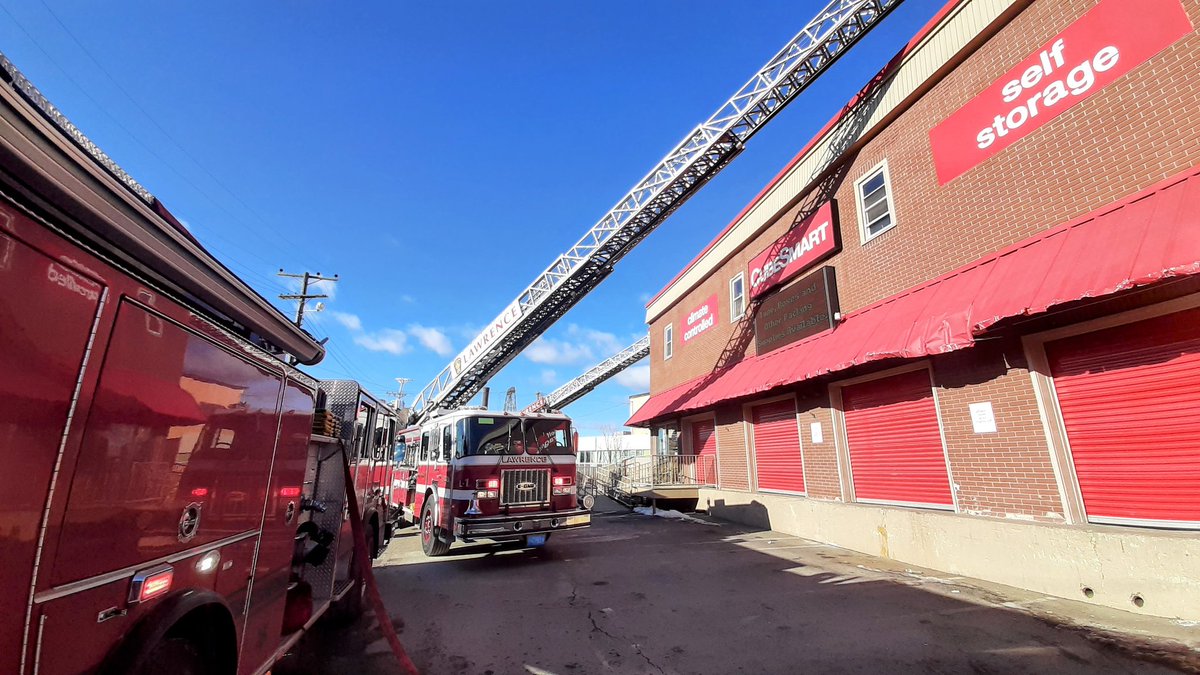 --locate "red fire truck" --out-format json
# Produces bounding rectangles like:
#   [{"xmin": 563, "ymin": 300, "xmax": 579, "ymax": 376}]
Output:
[
  {"xmin": 392, "ymin": 409, "xmax": 592, "ymax": 556},
  {"xmin": 0, "ymin": 55, "xmax": 382, "ymax": 674},
  {"xmin": 317, "ymin": 380, "xmax": 401, "ymax": 554}
]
